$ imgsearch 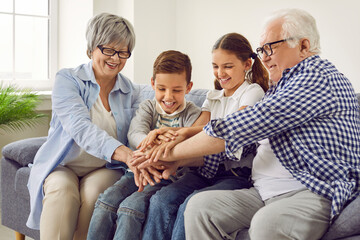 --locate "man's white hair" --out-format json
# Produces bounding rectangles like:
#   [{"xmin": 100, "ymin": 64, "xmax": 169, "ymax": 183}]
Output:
[{"xmin": 263, "ymin": 8, "xmax": 321, "ymax": 54}]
